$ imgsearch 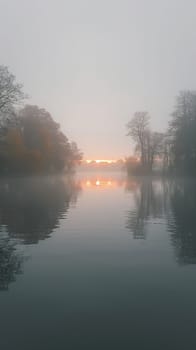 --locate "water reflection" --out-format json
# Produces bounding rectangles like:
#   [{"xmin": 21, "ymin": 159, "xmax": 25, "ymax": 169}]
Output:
[
  {"xmin": 79, "ymin": 174, "xmax": 125, "ymax": 189},
  {"xmin": 0, "ymin": 235, "xmax": 24, "ymax": 290},
  {"xmin": 169, "ymin": 179, "xmax": 196, "ymax": 264},
  {"xmin": 0, "ymin": 176, "xmax": 81, "ymax": 289},
  {"xmin": 1, "ymin": 174, "xmax": 196, "ymax": 292},
  {"xmin": 125, "ymin": 176, "xmax": 196, "ymax": 264},
  {"xmin": 0, "ymin": 176, "xmax": 81, "ymax": 244},
  {"xmin": 125, "ymin": 178, "xmax": 167, "ymax": 239}
]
